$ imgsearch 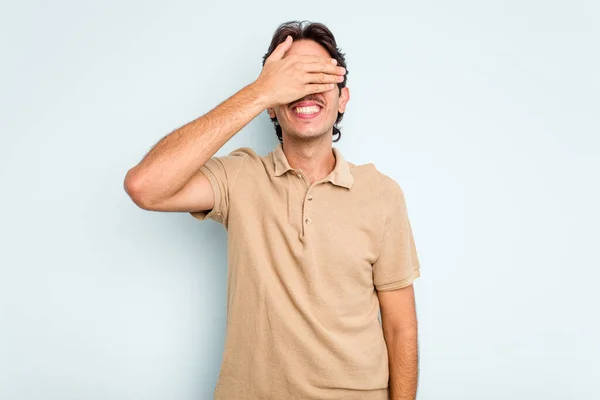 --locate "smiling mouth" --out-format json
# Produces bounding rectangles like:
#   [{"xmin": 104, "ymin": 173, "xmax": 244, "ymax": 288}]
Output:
[
  {"xmin": 291, "ymin": 100, "xmax": 325, "ymax": 120},
  {"xmin": 294, "ymin": 105, "xmax": 321, "ymax": 115},
  {"xmin": 292, "ymin": 105, "xmax": 323, "ymax": 120}
]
